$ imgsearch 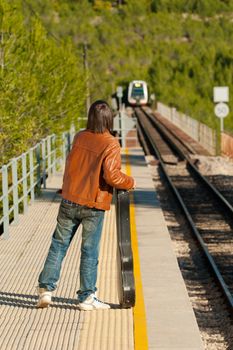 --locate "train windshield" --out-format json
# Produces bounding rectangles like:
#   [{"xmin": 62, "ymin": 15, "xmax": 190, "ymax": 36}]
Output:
[{"xmin": 131, "ymin": 83, "xmax": 145, "ymax": 97}]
